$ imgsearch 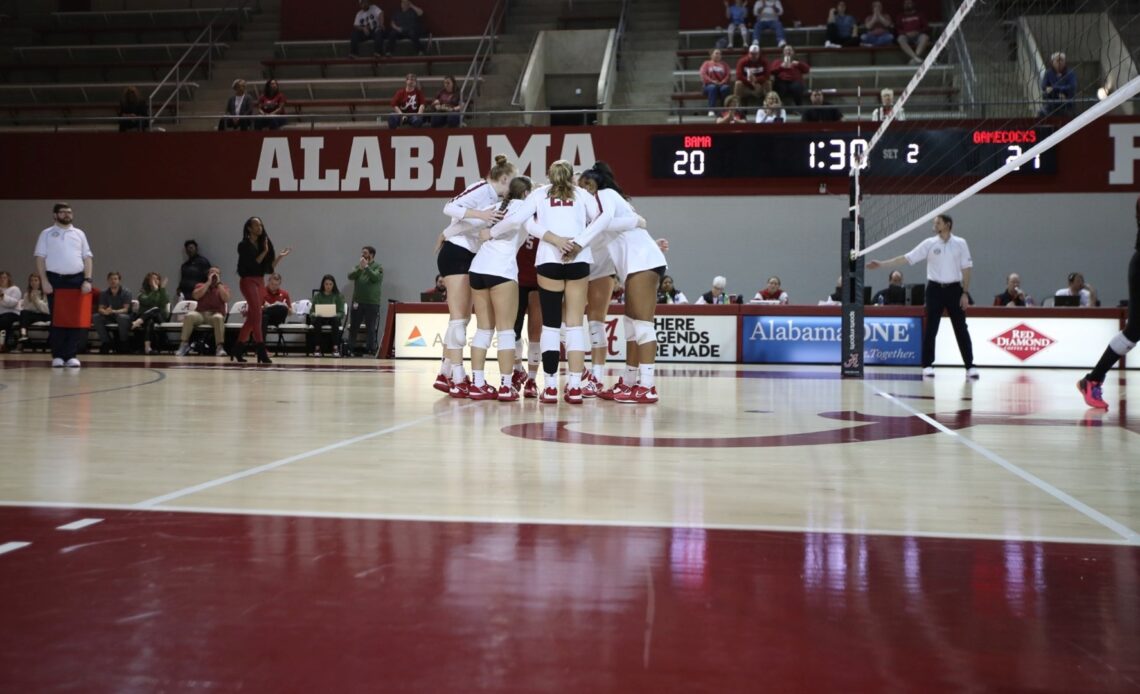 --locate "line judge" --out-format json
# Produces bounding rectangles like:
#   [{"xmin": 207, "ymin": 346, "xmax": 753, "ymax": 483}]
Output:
[{"xmin": 867, "ymin": 214, "xmax": 979, "ymax": 379}]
